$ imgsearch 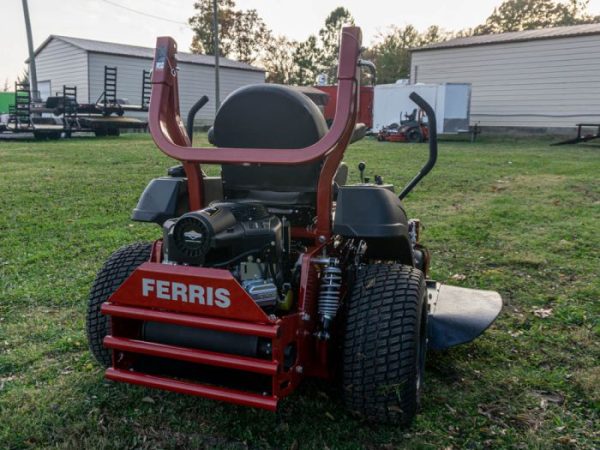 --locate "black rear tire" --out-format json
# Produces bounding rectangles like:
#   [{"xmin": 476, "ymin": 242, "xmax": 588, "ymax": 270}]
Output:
[
  {"xmin": 342, "ymin": 263, "xmax": 427, "ymax": 426},
  {"xmin": 406, "ymin": 128, "xmax": 423, "ymax": 143},
  {"xmin": 86, "ymin": 242, "xmax": 152, "ymax": 367}
]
